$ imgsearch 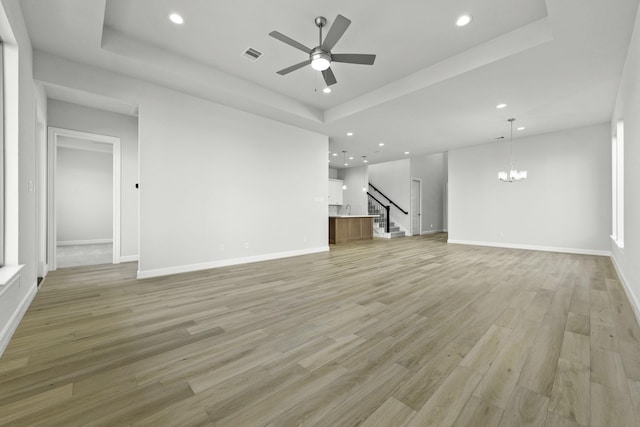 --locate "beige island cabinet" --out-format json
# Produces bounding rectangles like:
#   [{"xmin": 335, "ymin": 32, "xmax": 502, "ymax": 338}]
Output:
[{"xmin": 328, "ymin": 215, "xmax": 377, "ymax": 244}]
